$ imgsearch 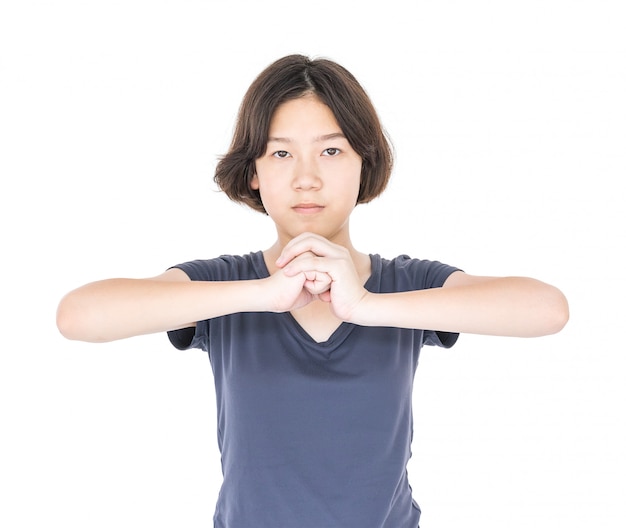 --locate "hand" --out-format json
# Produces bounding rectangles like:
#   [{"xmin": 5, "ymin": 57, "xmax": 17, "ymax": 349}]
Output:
[
  {"xmin": 263, "ymin": 250, "xmax": 331, "ymax": 313},
  {"xmin": 275, "ymin": 233, "xmax": 369, "ymax": 321},
  {"xmin": 298, "ymin": 251, "xmax": 332, "ymax": 296}
]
